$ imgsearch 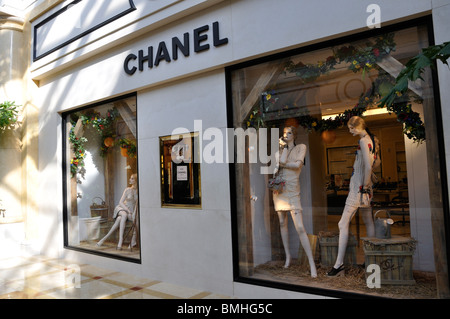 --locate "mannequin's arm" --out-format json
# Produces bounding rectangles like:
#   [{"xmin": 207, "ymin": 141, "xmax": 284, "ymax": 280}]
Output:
[
  {"xmin": 360, "ymin": 139, "xmax": 373, "ymax": 188},
  {"xmin": 280, "ymin": 145, "xmax": 306, "ymax": 169},
  {"xmin": 131, "ymin": 199, "xmax": 138, "ymax": 221}
]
